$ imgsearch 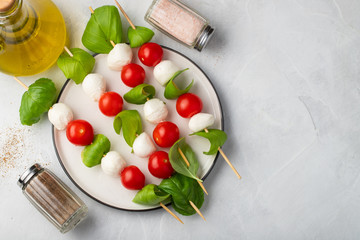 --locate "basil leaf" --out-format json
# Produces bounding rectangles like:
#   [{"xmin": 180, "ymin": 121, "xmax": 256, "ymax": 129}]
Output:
[
  {"xmin": 113, "ymin": 110, "xmax": 142, "ymax": 147},
  {"xmin": 191, "ymin": 129, "xmax": 227, "ymax": 155},
  {"xmin": 19, "ymin": 78, "xmax": 56, "ymax": 126},
  {"xmin": 128, "ymin": 26, "xmax": 154, "ymax": 48},
  {"xmin": 123, "ymin": 84, "xmax": 156, "ymax": 104},
  {"xmin": 169, "ymin": 138, "xmax": 201, "ymax": 182},
  {"xmin": 158, "ymin": 174, "xmax": 204, "ymax": 216},
  {"xmin": 57, "ymin": 48, "xmax": 95, "ymax": 84},
  {"xmin": 133, "ymin": 184, "xmax": 170, "ymax": 205},
  {"xmin": 164, "ymin": 69, "xmax": 193, "ymax": 99},
  {"xmin": 82, "ymin": 6, "xmax": 123, "ymax": 54},
  {"xmin": 81, "ymin": 134, "xmax": 111, "ymax": 167}
]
